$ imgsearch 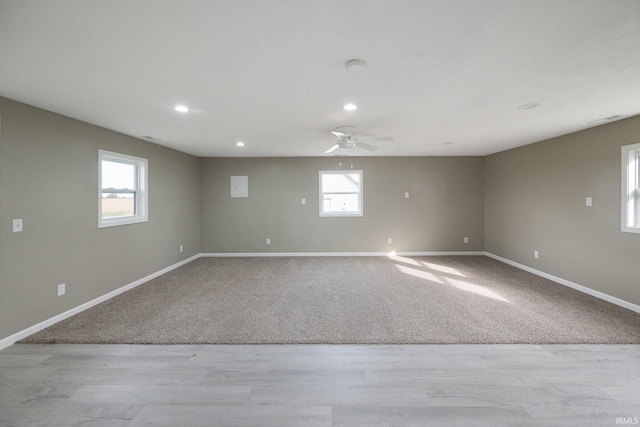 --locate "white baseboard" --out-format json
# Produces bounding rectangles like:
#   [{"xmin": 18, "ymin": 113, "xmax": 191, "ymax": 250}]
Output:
[
  {"xmin": 0, "ymin": 254, "xmax": 201, "ymax": 351},
  {"xmin": 485, "ymin": 252, "xmax": 640, "ymax": 314},
  {"xmin": 201, "ymin": 251, "xmax": 486, "ymax": 257}
]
